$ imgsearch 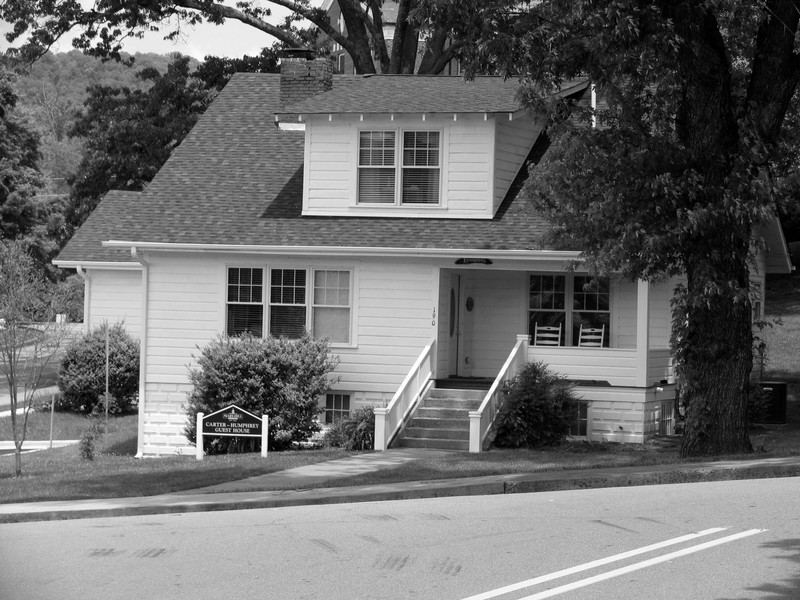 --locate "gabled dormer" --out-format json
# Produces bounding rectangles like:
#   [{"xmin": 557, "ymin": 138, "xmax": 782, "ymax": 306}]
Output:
[{"xmin": 276, "ymin": 53, "xmax": 589, "ymax": 219}]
